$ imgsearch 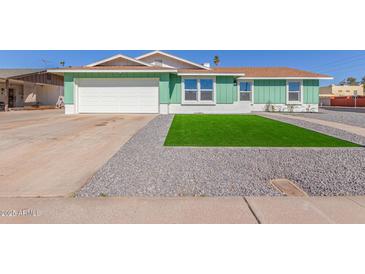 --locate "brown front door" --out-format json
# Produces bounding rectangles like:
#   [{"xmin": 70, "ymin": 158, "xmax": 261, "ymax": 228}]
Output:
[{"xmin": 8, "ymin": 88, "xmax": 15, "ymax": 108}]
